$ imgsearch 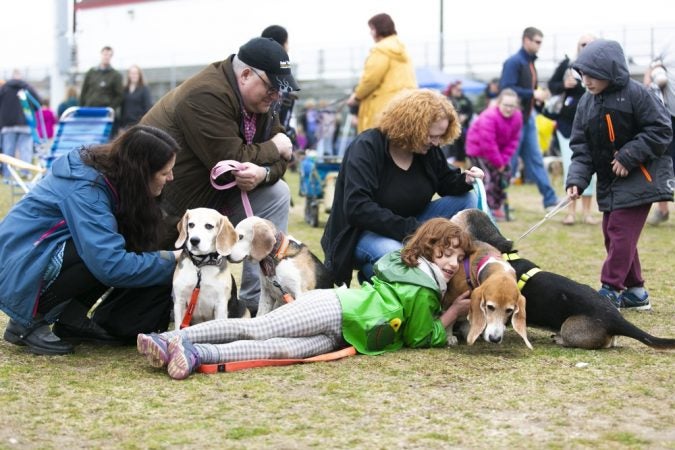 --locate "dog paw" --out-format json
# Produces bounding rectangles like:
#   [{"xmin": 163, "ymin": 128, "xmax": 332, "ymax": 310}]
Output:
[{"xmin": 446, "ymin": 334, "xmax": 459, "ymax": 346}]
